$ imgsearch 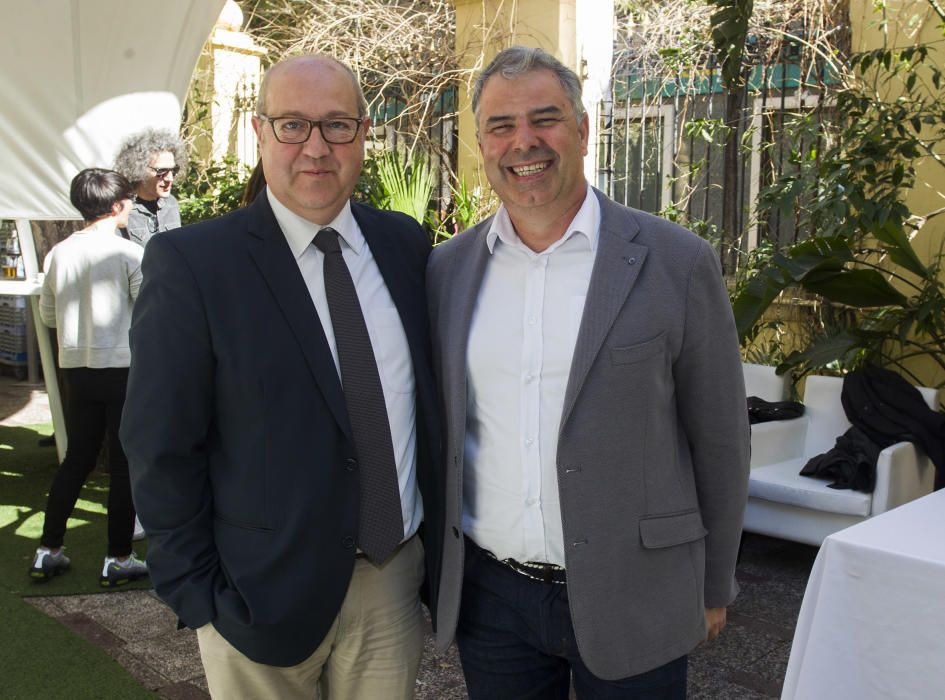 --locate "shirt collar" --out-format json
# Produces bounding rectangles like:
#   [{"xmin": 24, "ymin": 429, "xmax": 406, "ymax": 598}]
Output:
[
  {"xmin": 133, "ymin": 196, "xmax": 165, "ymax": 212},
  {"xmin": 485, "ymin": 184, "xmax": 600, "ymax": 255},
  {"xmin": 266, "ymin": 188, "xmax": 362, "ymax": 260}
]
